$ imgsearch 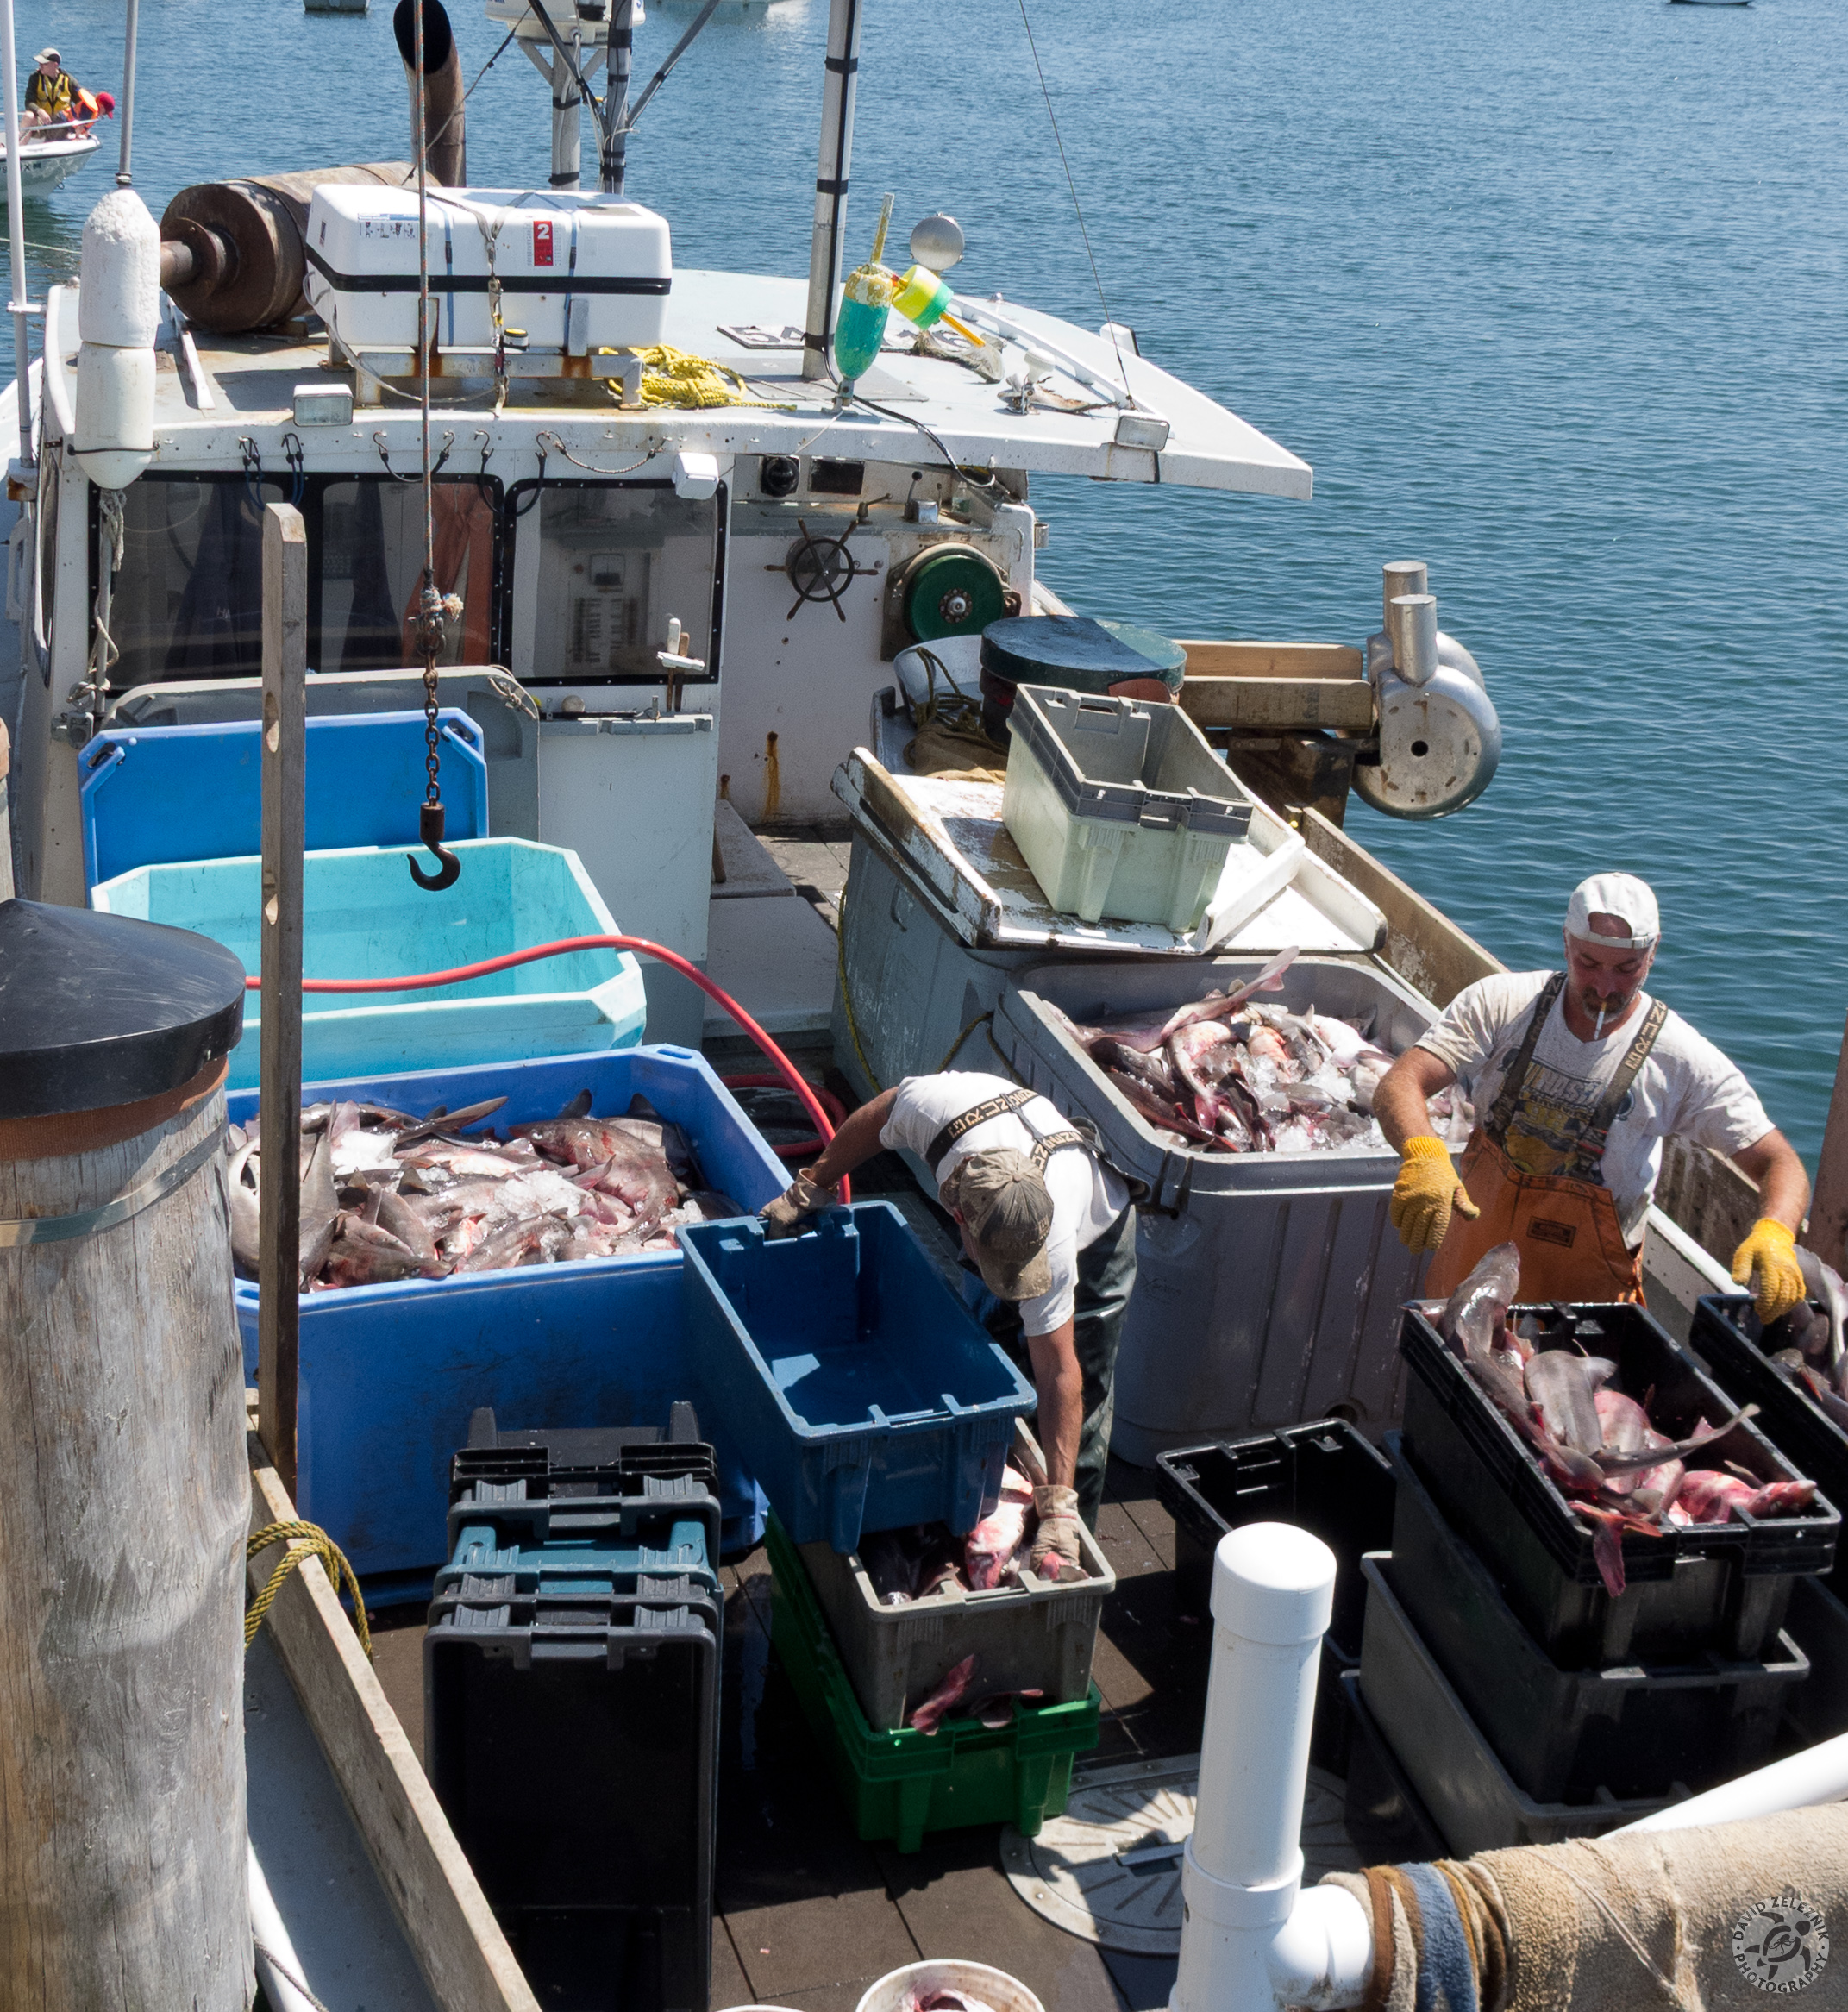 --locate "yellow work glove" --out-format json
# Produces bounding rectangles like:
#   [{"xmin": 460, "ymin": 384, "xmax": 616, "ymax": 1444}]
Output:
[
  {"xmin": 1389, "ymin": 1135, "xmax": 1480, "ymax": 1256},
  {"xmin": 1732, "ymin": 1217, "xmax": 1806, "ymax": 1323}
]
